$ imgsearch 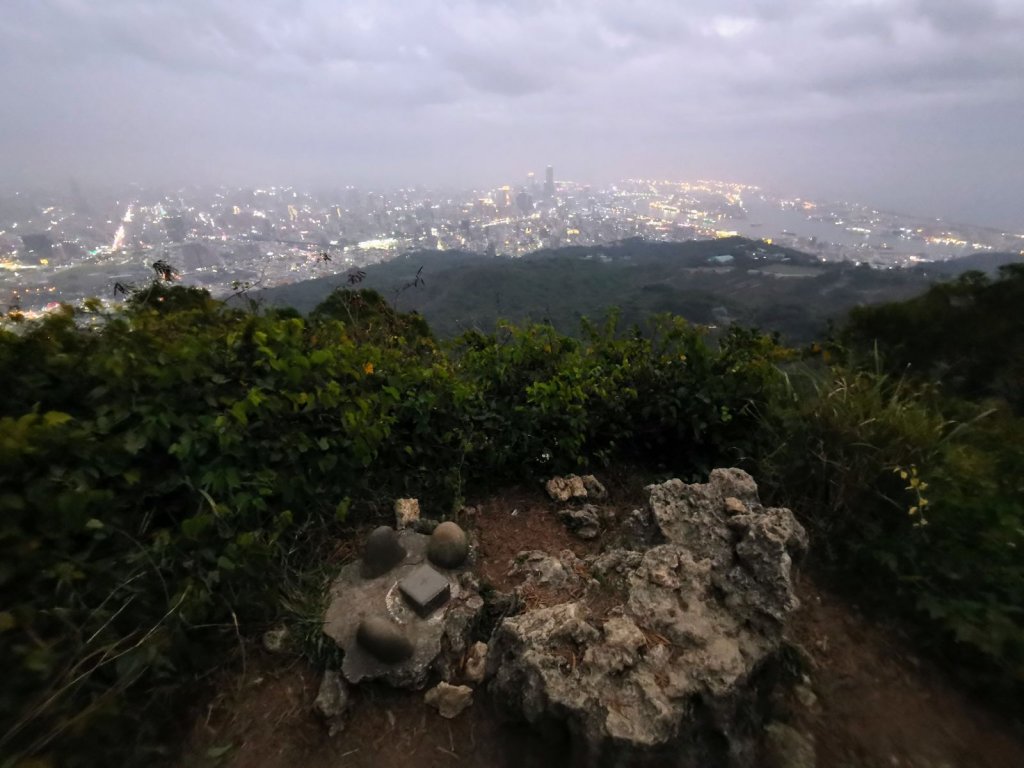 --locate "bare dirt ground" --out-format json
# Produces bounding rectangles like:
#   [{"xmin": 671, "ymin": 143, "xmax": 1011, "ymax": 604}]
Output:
[
  {"xmin": 183, "ymin": 481, "xmax": 1024, "ymax": 768},
  {"xmin": 783, "ymin": 580, "xmax": 1024, "ymax": 768}
]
